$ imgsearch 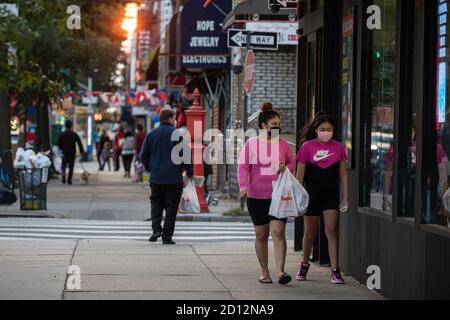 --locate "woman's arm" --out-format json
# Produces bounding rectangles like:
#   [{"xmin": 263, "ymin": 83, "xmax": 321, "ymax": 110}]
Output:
[
  {"xmin": 340, "ymin": 161, "xmax": 349, "ymax": 205},
  {"xmin": 237, "ymin": 142, "xmax": 250, "ymax": 197},
  {"xmin": 438, "ymin": 158, "xmax": 448, "ymax": 197},
  {"xmin": 296, "ymin": 162, "xmax": 305, "ymax": 184}
]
